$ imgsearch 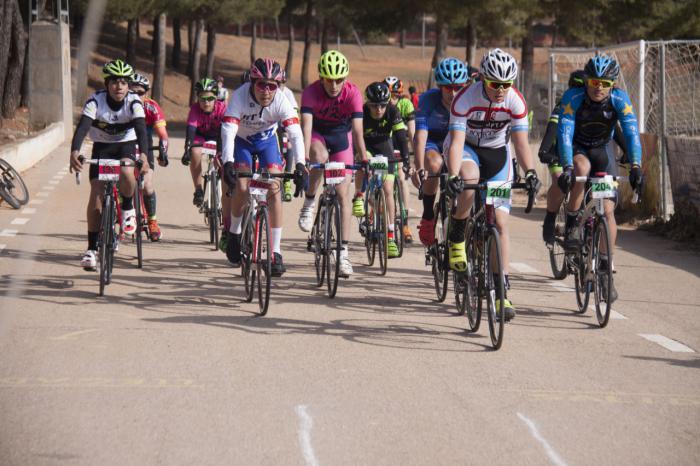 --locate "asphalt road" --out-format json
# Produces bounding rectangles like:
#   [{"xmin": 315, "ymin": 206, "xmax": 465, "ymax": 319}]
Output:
[{"xmin": 1, "ymin": 137, "xmax": 698, "ymax": 465}]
